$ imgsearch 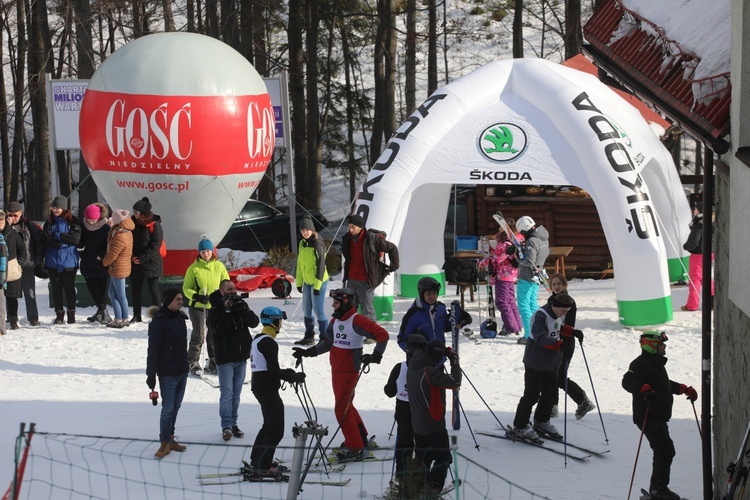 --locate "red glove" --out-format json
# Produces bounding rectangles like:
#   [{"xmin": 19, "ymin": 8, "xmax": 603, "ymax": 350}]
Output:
[
  {"xmin": 560, "ymin": 325, "xmax": 574, "ymax": 338},
  {"xmin": 640, "ymin": 383, "xmax": 656, "ymax": 400},
  {"xmin": 679, "ymin": 384, "xmax": 698, "ymax": 402}
]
